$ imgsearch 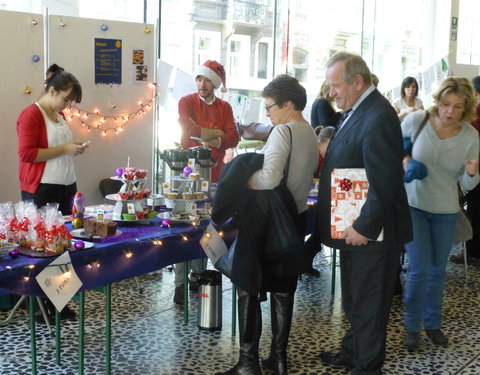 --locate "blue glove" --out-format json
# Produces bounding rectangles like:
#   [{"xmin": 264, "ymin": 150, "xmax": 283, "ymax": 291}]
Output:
[
  {"xmin": 403, "ymin": 137, "xmax": 413, "ymax": 155},
  {"xmin": 404, "ymin": 159, "xmax": 427, "ymax": 183}
]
